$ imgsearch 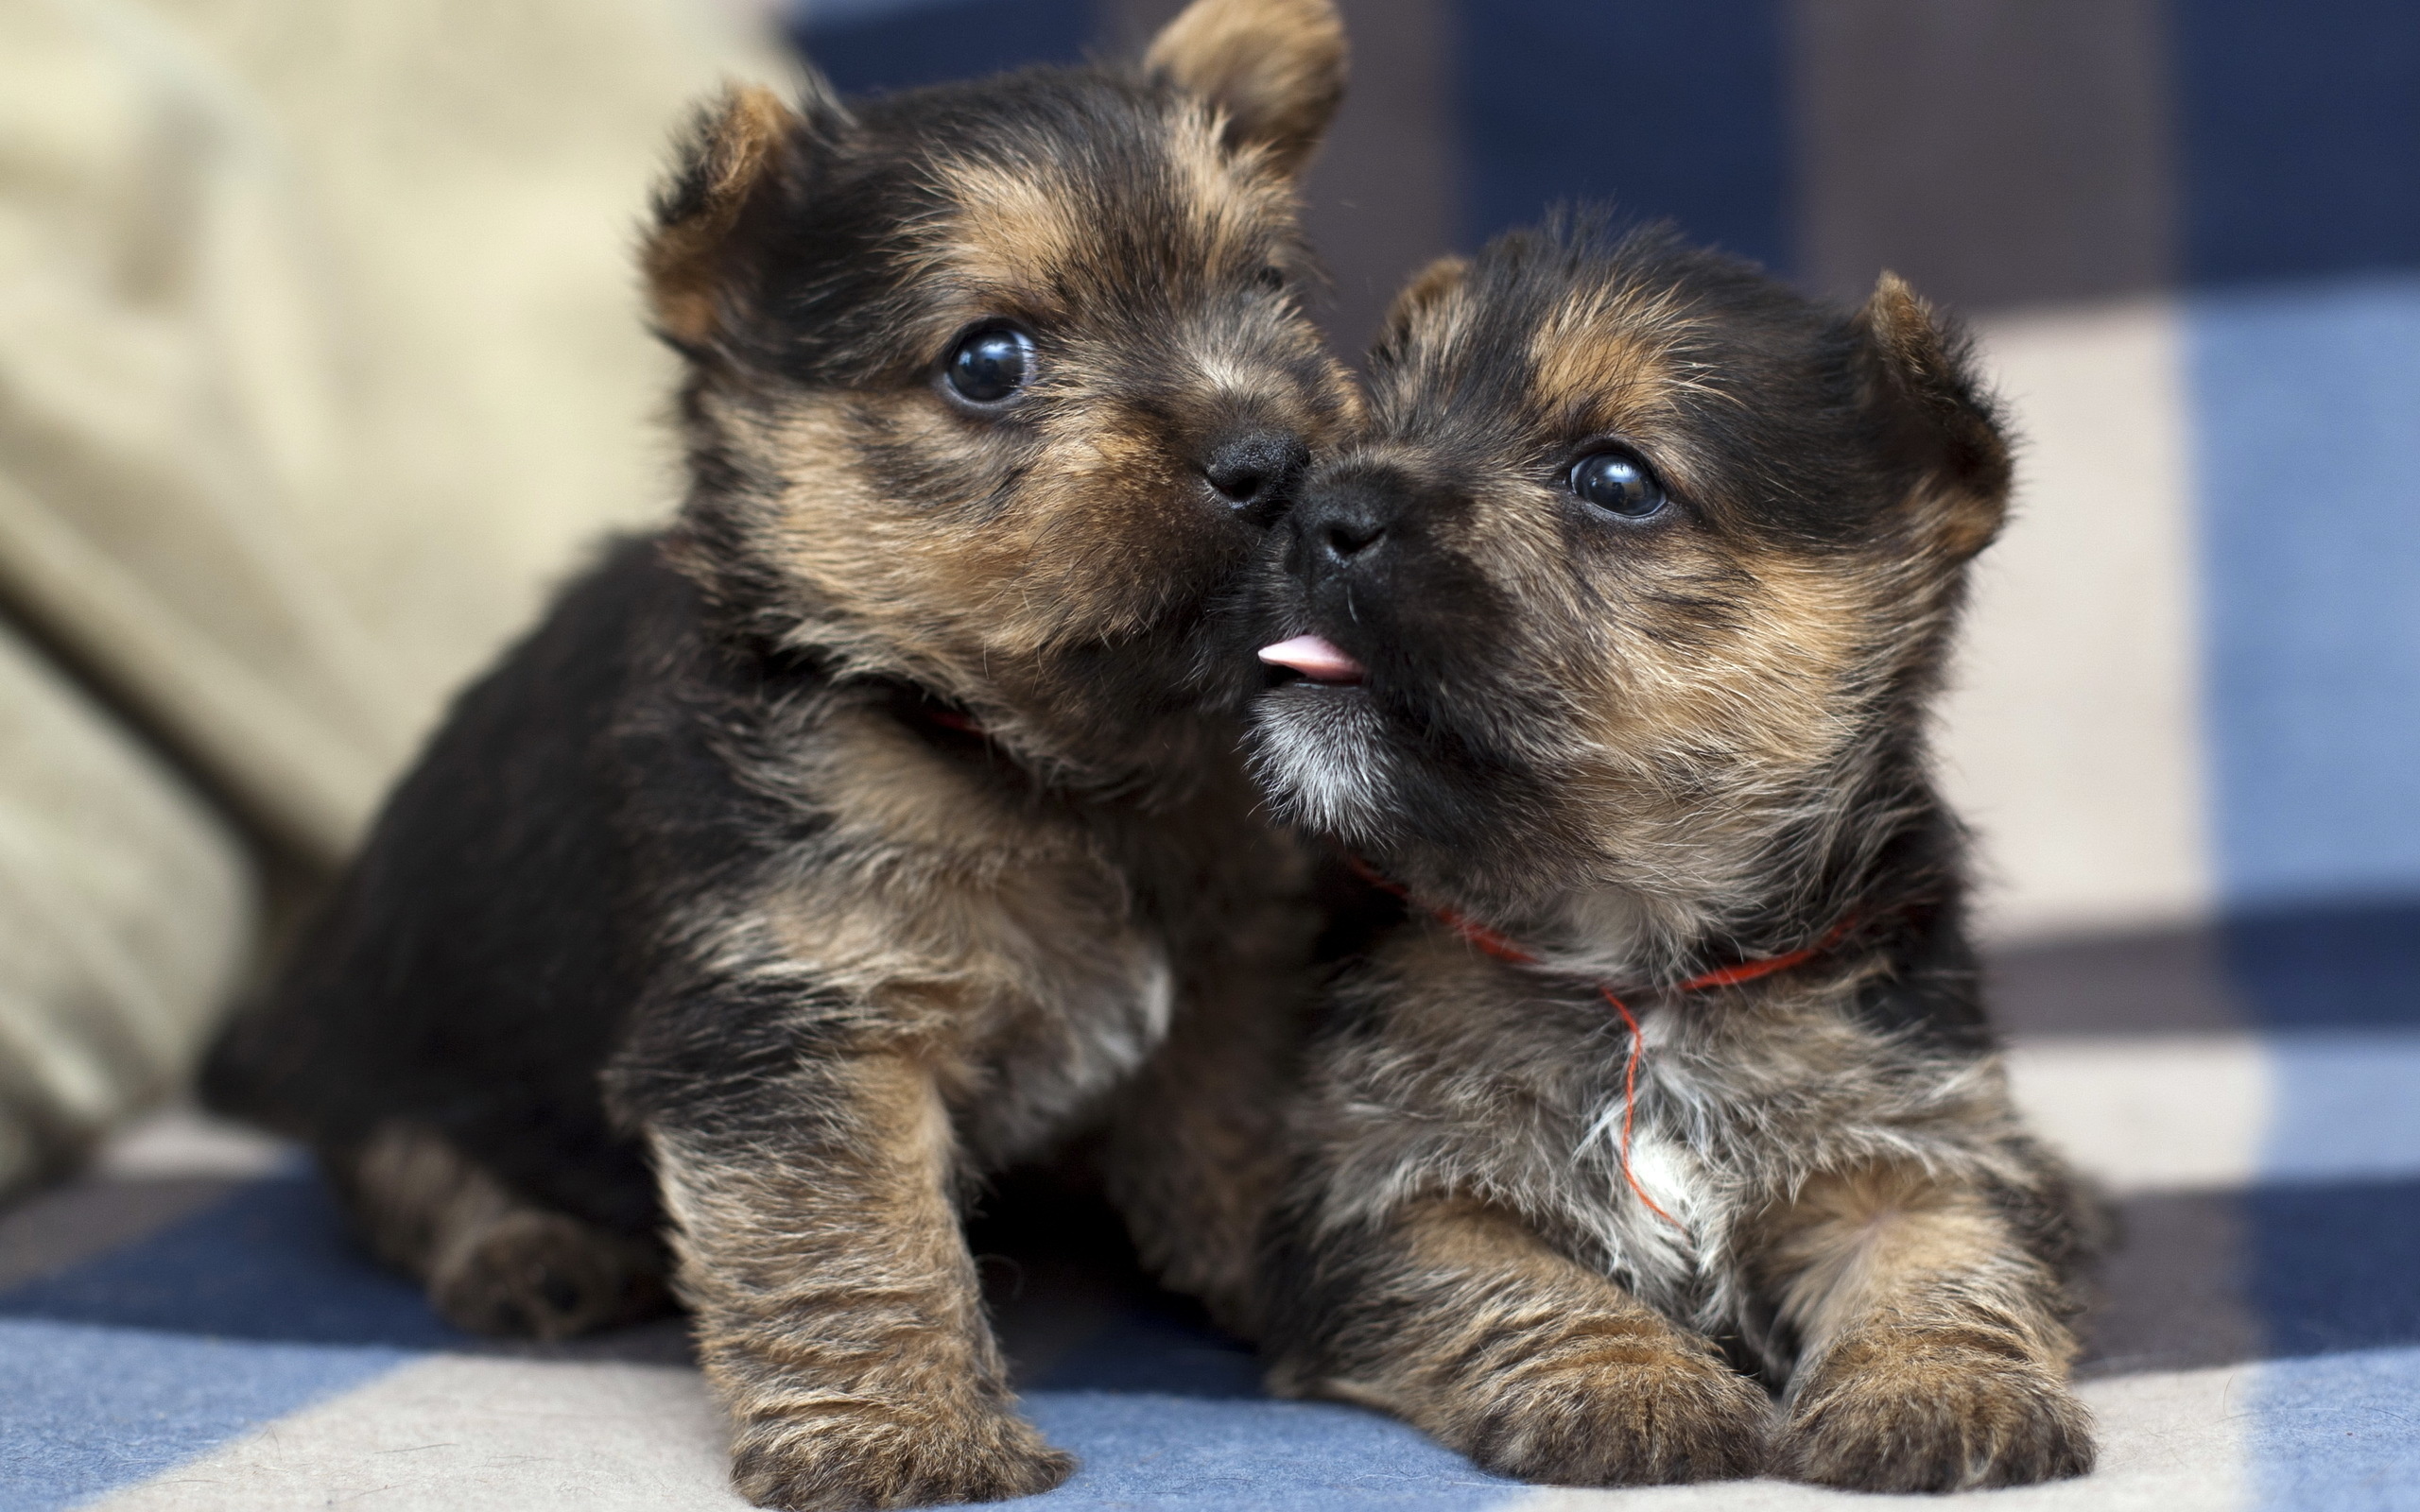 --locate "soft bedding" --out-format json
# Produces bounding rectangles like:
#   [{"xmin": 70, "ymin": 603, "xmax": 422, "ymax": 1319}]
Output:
[{"xmin": 9, "ymin": 919, "xmax": 2419, "ymax": 1510}]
